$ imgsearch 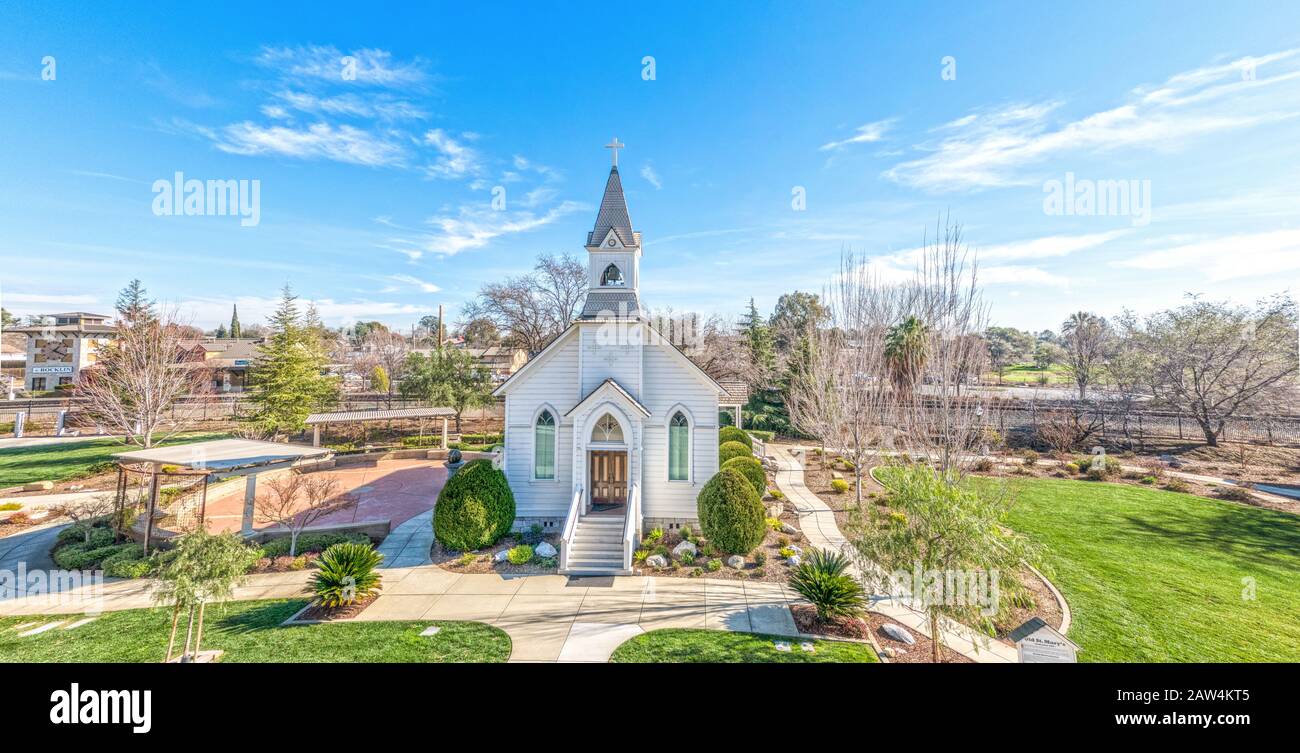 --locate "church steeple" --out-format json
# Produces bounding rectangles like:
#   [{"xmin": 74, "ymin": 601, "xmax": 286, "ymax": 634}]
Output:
[{"xmin": 579, "ymin": 138, "xmax": 643, "ymax": 320}]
